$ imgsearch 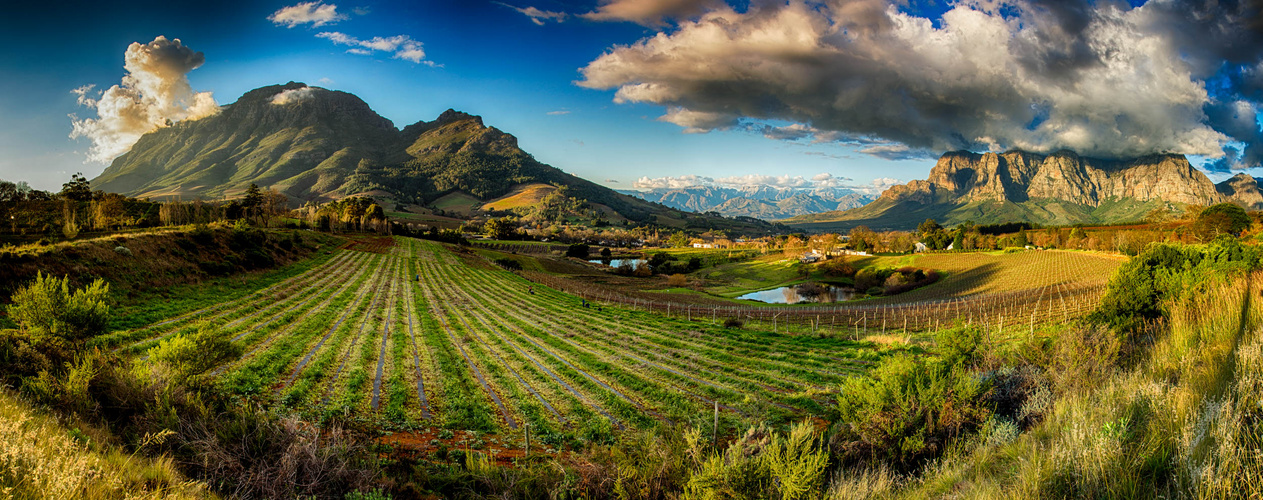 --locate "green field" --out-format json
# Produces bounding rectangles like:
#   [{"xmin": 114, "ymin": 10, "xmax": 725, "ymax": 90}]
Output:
[{"xmin": 103, "ymin": 238, "xmax": 882, "ymax": 447}]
